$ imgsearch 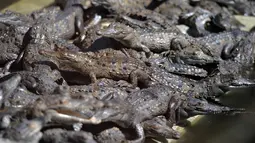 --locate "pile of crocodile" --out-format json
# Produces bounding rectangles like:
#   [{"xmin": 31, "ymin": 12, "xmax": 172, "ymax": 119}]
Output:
[{"xmin": 0, "ymin": 0, "xmax": 255, "ymax": 142}]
